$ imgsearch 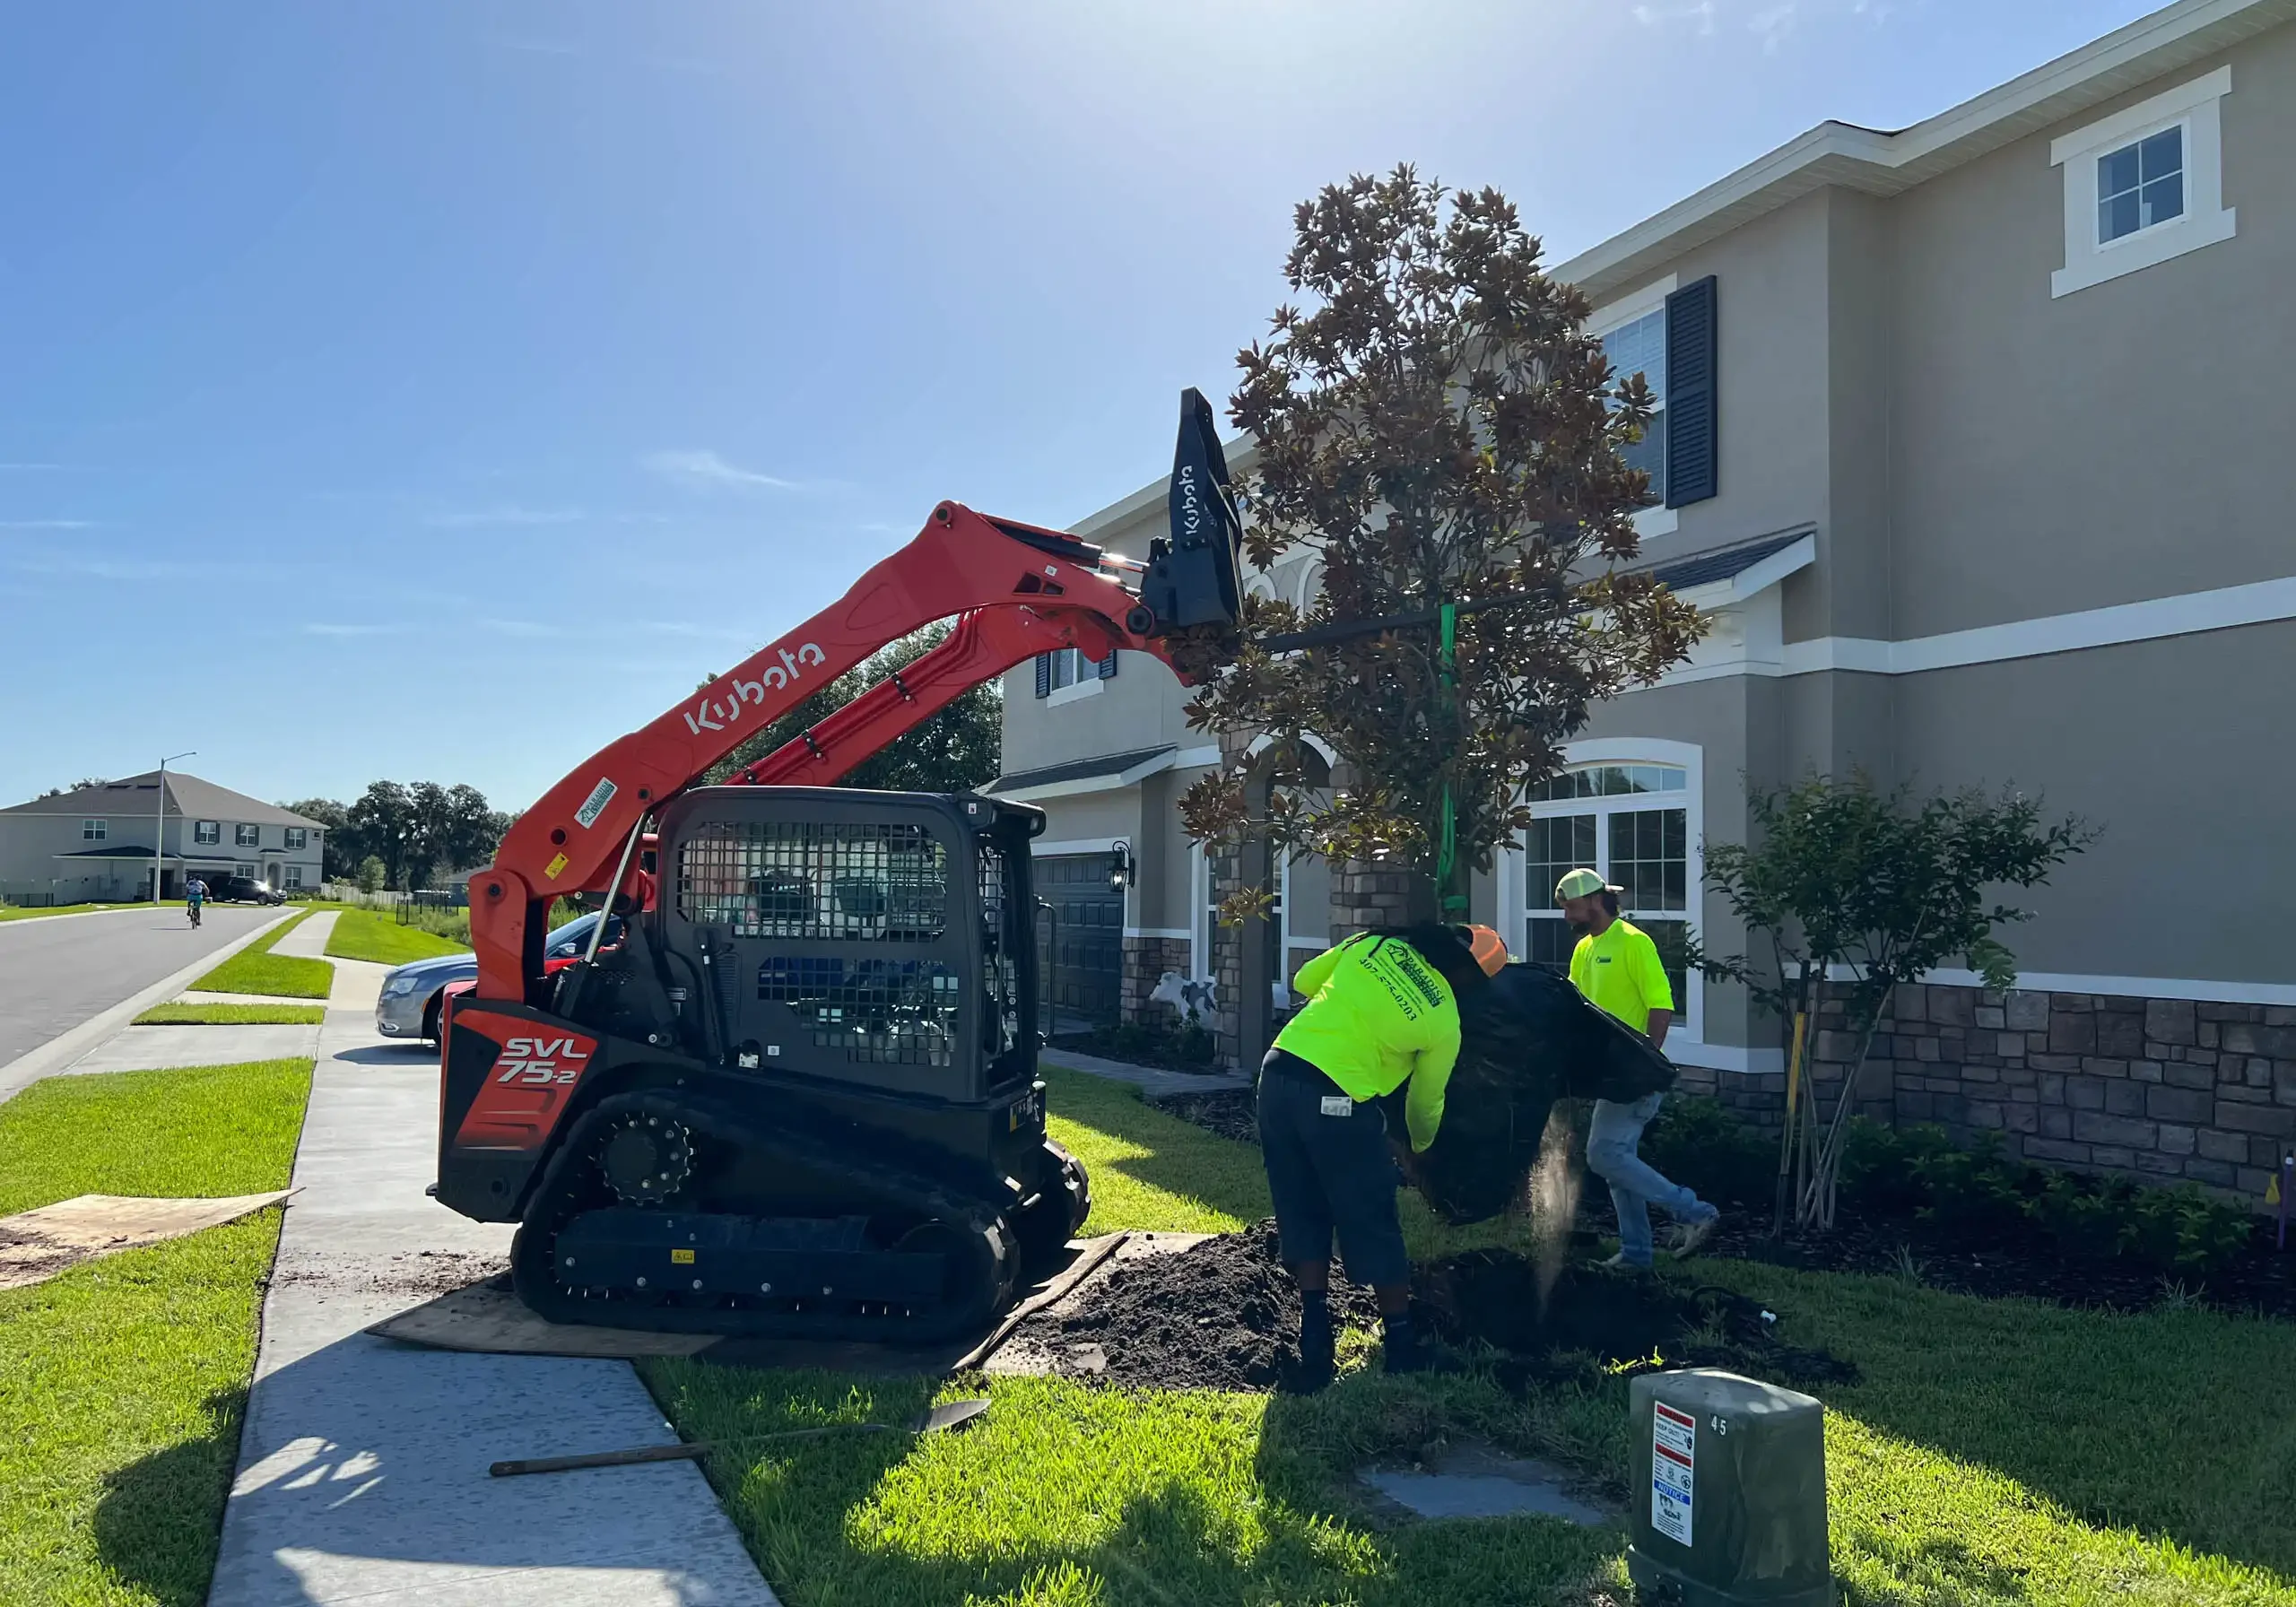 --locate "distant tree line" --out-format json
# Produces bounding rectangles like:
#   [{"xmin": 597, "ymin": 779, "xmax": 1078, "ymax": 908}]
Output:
[{"xmin": 283, "ymin": 781, "xmax": 514, "ymax": 891}]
